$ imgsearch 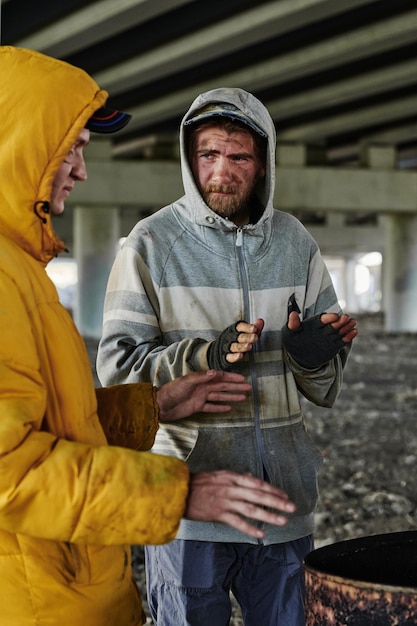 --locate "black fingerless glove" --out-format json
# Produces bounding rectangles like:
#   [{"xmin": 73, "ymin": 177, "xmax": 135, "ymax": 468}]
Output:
[
  {"xmin": 207, "ymin": 321, "xmax": 243, "ymax": 371},
  {"xmin": 281, "ymin": 314, "xmax": 346, "ymax": 369}
]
